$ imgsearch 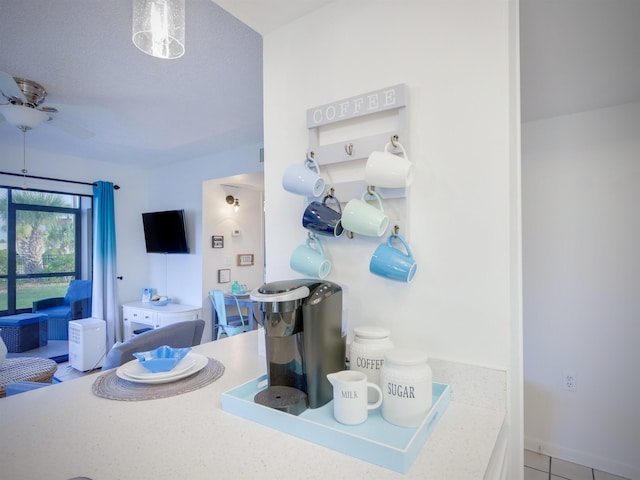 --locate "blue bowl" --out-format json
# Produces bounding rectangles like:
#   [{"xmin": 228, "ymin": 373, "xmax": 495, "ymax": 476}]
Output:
[
  {"xmin": 132, "ymin": 345, "xmax": 191, "ymax": 373},
  {"xmin": 150, "ymin": 298, "xmax": 171, "ymax": 307}
]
